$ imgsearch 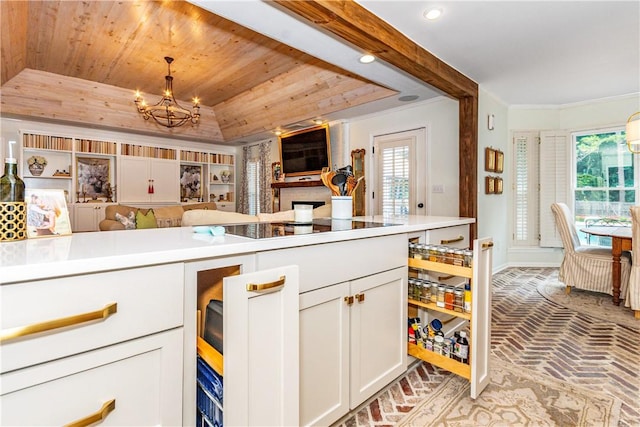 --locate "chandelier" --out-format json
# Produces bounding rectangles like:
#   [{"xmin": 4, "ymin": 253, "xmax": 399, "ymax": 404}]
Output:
[{"xmin": 134, "ymin": 57, "xmax": 200, "ymax": 128}]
